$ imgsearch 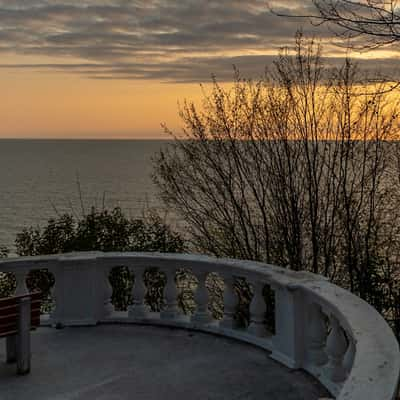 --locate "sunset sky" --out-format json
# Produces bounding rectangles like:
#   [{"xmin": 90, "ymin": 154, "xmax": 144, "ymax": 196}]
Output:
[{"xmin": 0, "ymin": 0, "xmax": 398, "ymax": 139}]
